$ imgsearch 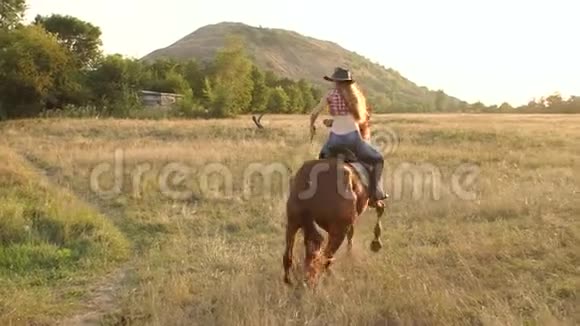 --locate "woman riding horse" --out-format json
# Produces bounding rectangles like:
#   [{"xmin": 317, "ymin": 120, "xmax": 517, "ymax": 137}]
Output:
[
  {"xmin": 282, "ymin": 67, "xmax": 388, "ymax": 286},
  {"xmin": 309, "ymin": 67, "xmax": 388, "ymax": 205}
]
